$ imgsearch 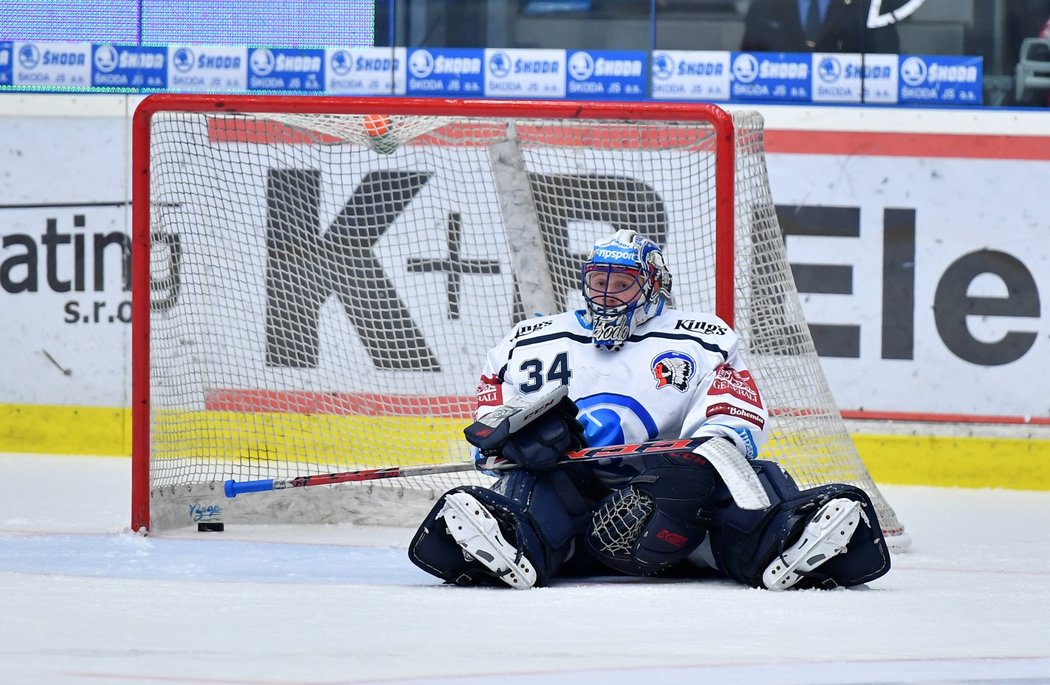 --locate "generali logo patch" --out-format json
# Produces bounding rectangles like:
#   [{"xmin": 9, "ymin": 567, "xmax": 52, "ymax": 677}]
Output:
[
  {"xmin": 476, "ymin": 375, "xmax": 502, "ymax": 407},
  {"xmin": 708, "ymin": 366, "xmax": 763, "ymax": 408}
]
